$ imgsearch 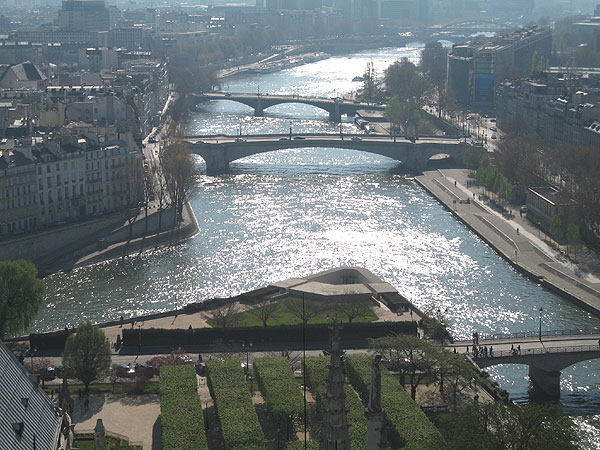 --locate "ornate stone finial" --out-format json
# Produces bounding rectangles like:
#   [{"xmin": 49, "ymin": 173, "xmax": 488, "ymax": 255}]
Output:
[
  {"xmin": 94, "ymin": 419, "xmax": 106, "ymax": 450},
  {"xmin": 320, "ymin": 315, "xmax": 350, "ymax": 450},
  {"xmin": 368, "ymin": 354, "xmax": 383, "ymax": 413},
  {"xmin": 366, "ymin": 355, "xmax": 388, "ymax": 450}
]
